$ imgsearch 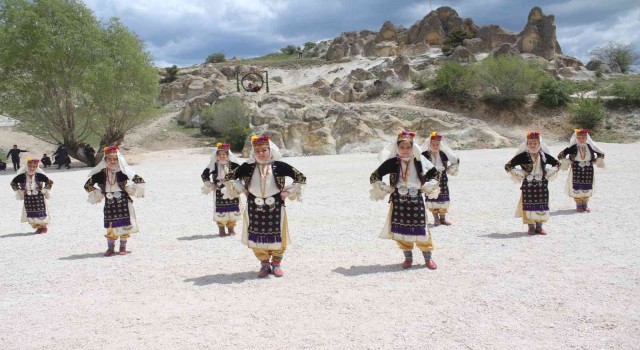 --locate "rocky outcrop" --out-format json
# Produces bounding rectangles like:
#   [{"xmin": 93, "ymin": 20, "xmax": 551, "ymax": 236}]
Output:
[
  {"xmin": 375, "ymin": 21, "xmax": 398, "ymax": 43},
  {"xmin": 229, "ymin": 91, "xmax": 518, "ymax": 157},
  {"xmin": 405, "ymin": 7, "xmax": 477, "ymax": 46},
  {"xmin": 491, "ymin": 43, "xmax": 520, "ymax": 57},
  {"xmin": 551, "ymin": 55, "xmax": 584, "ymax": 70},
  {"xmin": 450, "ymin": 46, "xmax": 476, "ymax": 64},
  {"xmin": 323, "ymin": 6, "xmax": 564, "ymax": 62},
  {"xmin": 160, "ymin": 75, "xmax": 224, "ymax": 104},
  {"xmin": 586, "ymin": 59, "xmax": 613, "ymax": 74},
  {"xmin": 398, "ymin": 42, "xmax": 431, "ymax": 56},
  {"xmin": 326, "ymin": 31, "xmax": 375, "ymax": 60},
  {"xmin": 476, "ymin": 25, "xmax": 518, "ymax": 50},
  {"xmin": 462, "ymin": 38, "xmax": 484, "ymax": 53},
  {"xmin": 516, "ymin": 7, "xmax": 562, "ymax": 60}
]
